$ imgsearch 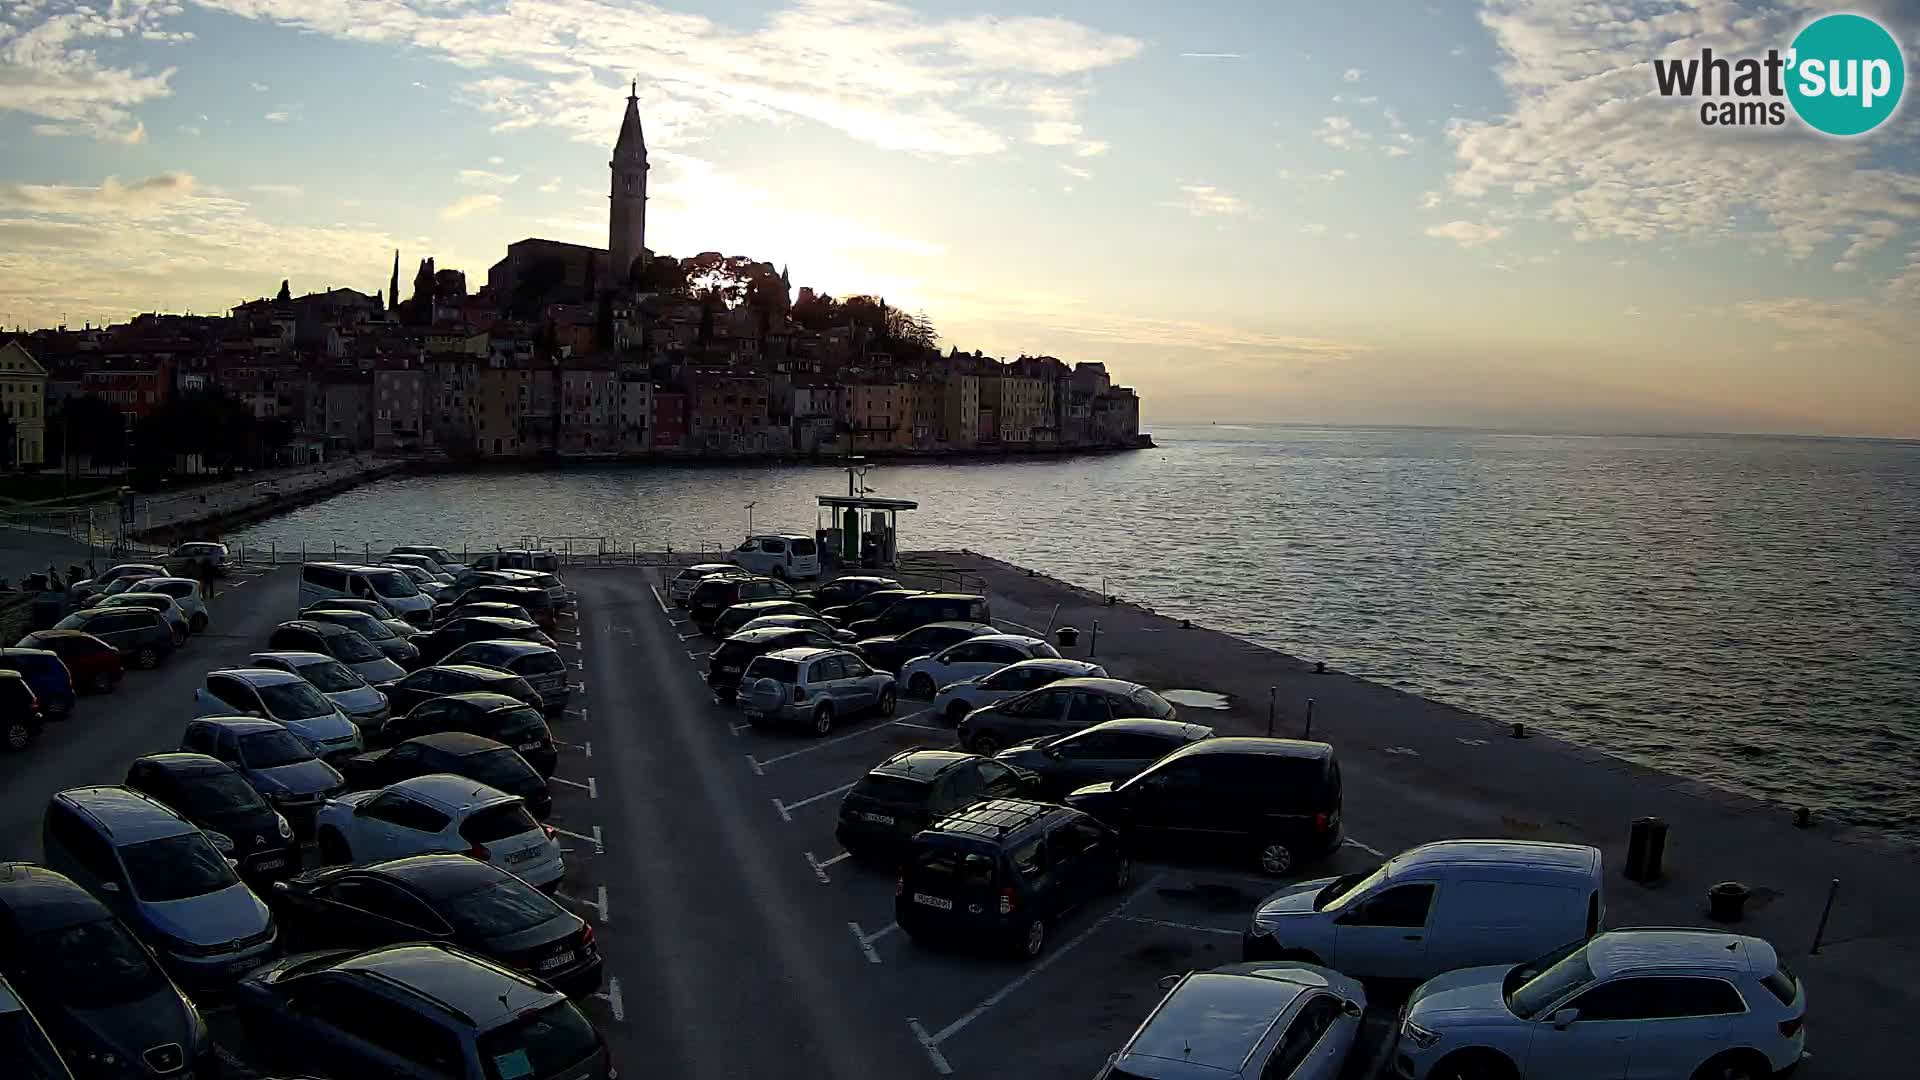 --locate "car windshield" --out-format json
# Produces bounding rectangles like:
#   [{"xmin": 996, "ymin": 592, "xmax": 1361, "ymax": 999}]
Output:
[
  {"xmin": 258, "ymin": 680, "xmax": 336, "ymax": 719},
  {"xmin": 239, "ymin": 729, "xmax": 312, "ymax": 768},
  {"xmin": 118, "ymin": 833, "xmax": 239, "ymax": 903},
  {"xmin": 1314, "ymin": 867, "xmax": 1384, "ymax": 910},
  {"xmin": 332, "ymin": 613, "xmax": 395, "ymax": 640},
  {"xmin": 515, "ymin": 651, "xmax": 565, "ymax": 676},
  {"xmin": 744, "ymin": 657, "xmax": 800, "ymax": 683},
  {"xmin": 177, "ymin": 770, "xmax": 269, "ymax": 816},
  {"xmin": 28, "ymin": 919, "xmax": 167, "ymax": 1008},
  {"xmin": 442, "ymin": 878, "xmax": 562, "ymax": 937},
  {"xmin": 1505, "ymin": 942, "xmax": 1597, "ymax": 1018},
  {"xmin": 364, "ymin": 570, "xmax": 418, "ymax": 598},
  {"xmin": 327, "ymin": 633, "xmax": 382, "ymax": 663},
  {"xmin": 394, "ymin": 565, "xmax": 434, "ymax": 584},
  {"xmin": 790, "ymin": 538, "xmax": 816, "ymax": 556},
  {"xmin": 478, "ymin": 1001, "xmax": 600, "ymax": 1080},
  {"xmin": 466, "ymin": 748, "xmax": 537, "ymax": 787},
  {"xmin": 493, "ymin": 707, "xmax": 548, "ymax": 744},
  {"xmin": 852, "ymin": 775, "xmax": 930, "ymax": 803},
  {"xmin": 295, "ymin": 660, "xmax": 363, "ymax": 693},
  {"xmin": 52, "ymin": 614, "xmax": 90, "ymax": 631},
  {"xmin": 461, "ymin": 802, "xmax": 541, "ymax": 844}
]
